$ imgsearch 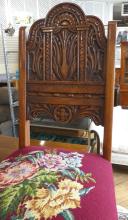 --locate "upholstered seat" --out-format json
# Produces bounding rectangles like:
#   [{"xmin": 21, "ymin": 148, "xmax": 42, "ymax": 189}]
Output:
[{"xmin": 0, "ymin": 146, "xmax": 117, "ymax": 220}]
